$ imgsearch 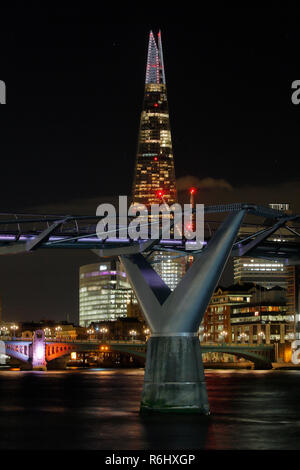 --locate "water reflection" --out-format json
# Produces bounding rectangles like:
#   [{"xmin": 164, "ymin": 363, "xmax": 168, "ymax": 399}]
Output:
[{"xmin": 0, "ymin": 369, "xmax": 299, "ymax": 449}]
